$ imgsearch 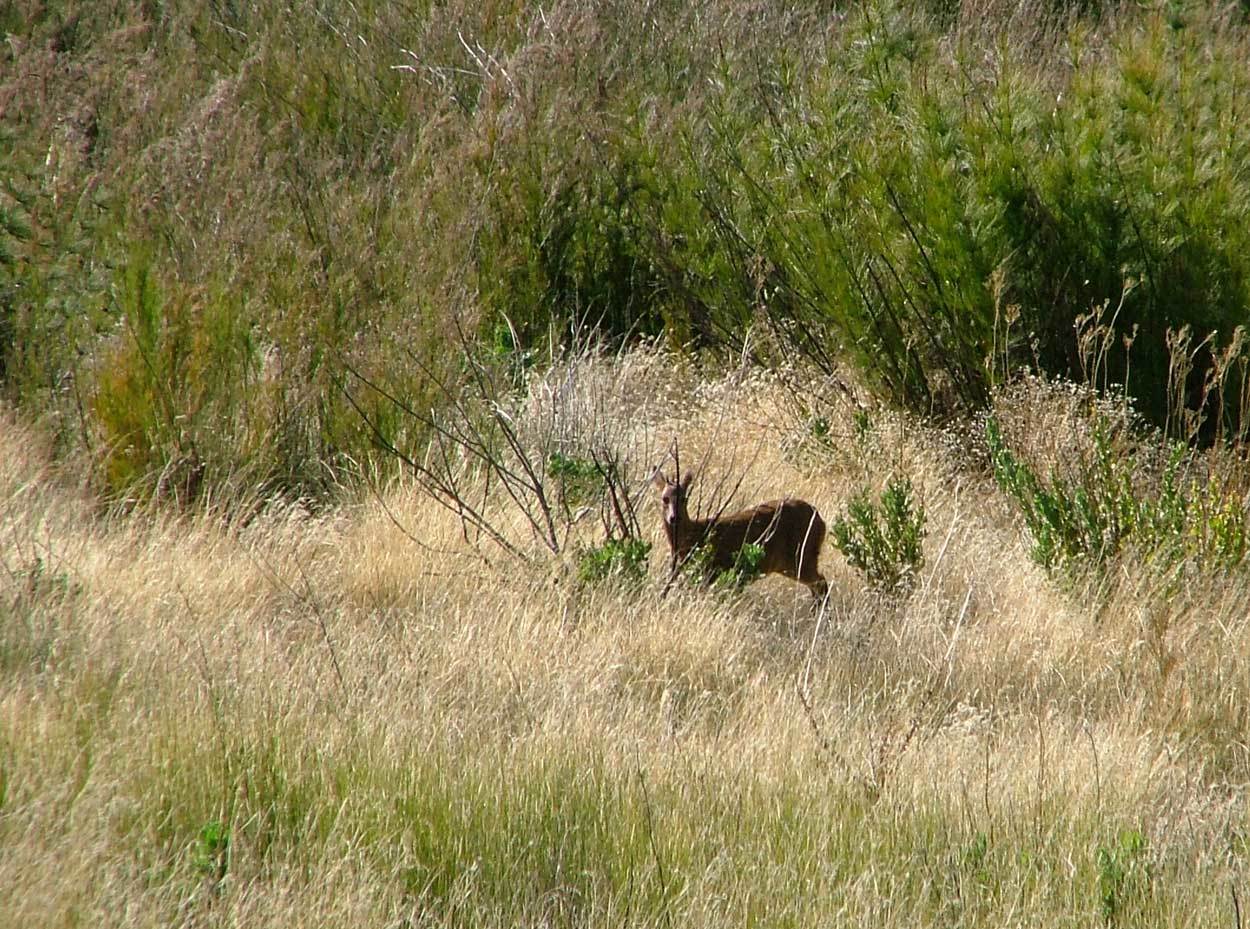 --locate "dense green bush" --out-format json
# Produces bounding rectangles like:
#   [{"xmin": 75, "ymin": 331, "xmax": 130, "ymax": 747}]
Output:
[
  {"xmin": 691, "ymin": 3, "xmax": 1250, "ymax": 428},
  {"xmin": 5, "ymin": 0, "xmax": 1250, "ymax": 505}
]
